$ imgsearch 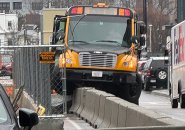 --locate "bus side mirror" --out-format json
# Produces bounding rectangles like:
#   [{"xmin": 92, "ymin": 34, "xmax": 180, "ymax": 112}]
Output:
[
  {"xmin": 131, "ymin": 36, "xmax": 145, "ymax": 47},
  {"xmin": 140, "ymin": 37, "xmax": 145, "ymax": 46},
  {"xmin": 131, "ymin": 36, "xmax": 139, "ymax": 45},
  {"xmin": 140, "ymin": 25, "xmax": 147, "ymax": 34},
  {"xmin": 55, "ymin": 29, "xmax": 65, "ymax": 41}
]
